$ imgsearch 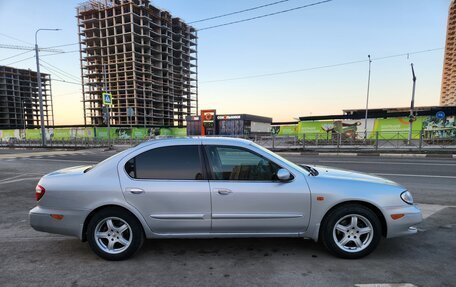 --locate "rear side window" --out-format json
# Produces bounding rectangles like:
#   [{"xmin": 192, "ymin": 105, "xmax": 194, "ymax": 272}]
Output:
[{"xmin": 125, "ymin": 145, "xmax": 203, "ymax": 180}]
